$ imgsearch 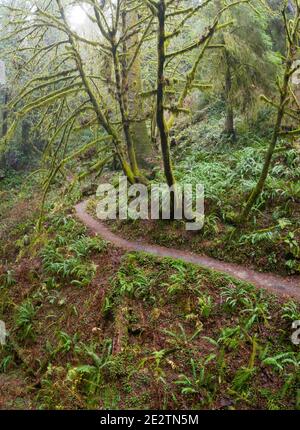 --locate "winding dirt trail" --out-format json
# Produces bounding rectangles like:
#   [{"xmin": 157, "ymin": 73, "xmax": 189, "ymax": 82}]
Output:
[{"xmin": 75, "ymin": 201, "xmax": 300, "ymax": 301}]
